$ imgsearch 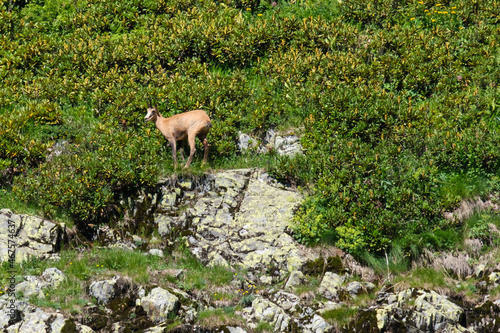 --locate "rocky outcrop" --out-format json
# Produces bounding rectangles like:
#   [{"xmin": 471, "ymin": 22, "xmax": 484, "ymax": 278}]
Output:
[
  {"xmin": 5, "ymin": 265, "xmax": 500, "ymax": 333},
  {"xmin": 157, "ymin": 169, "xmax": 307, "ymax": 275},
  {"xmin": 2, "ymin": 169, "xmax": 500, "ymax": 333},
  {"xmin": 0, "ymin": 209, "xmax": 66, "ymax": 263},
  {"xmin": 242, "ymin": 290, "xmax": 333, "ymax": 333},
  {"xmin": 242, "ymin": 296, "xmax": 292, "ymax": 332},
  {"xmin": 238, "ymin": 129, "xmax": 303, "ymax": 156},
  {"xmin": 344, "ymin": 287, "xmax": 500, "ymax": 332},
  {"xmin": 375, "ymin": 289, "xmax": 465, "ymax": 332}
]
